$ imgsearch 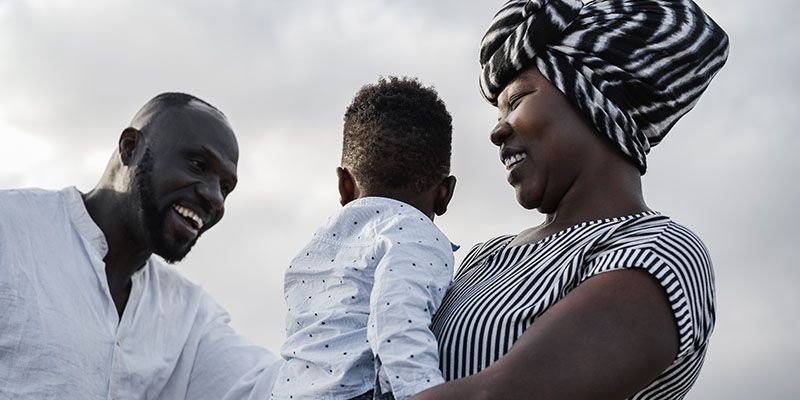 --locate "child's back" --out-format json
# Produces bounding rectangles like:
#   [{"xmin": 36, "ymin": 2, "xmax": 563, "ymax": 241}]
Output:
[{"xmin": 271, "ymin": 77, "xmax": 457, "ymax": 400}]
